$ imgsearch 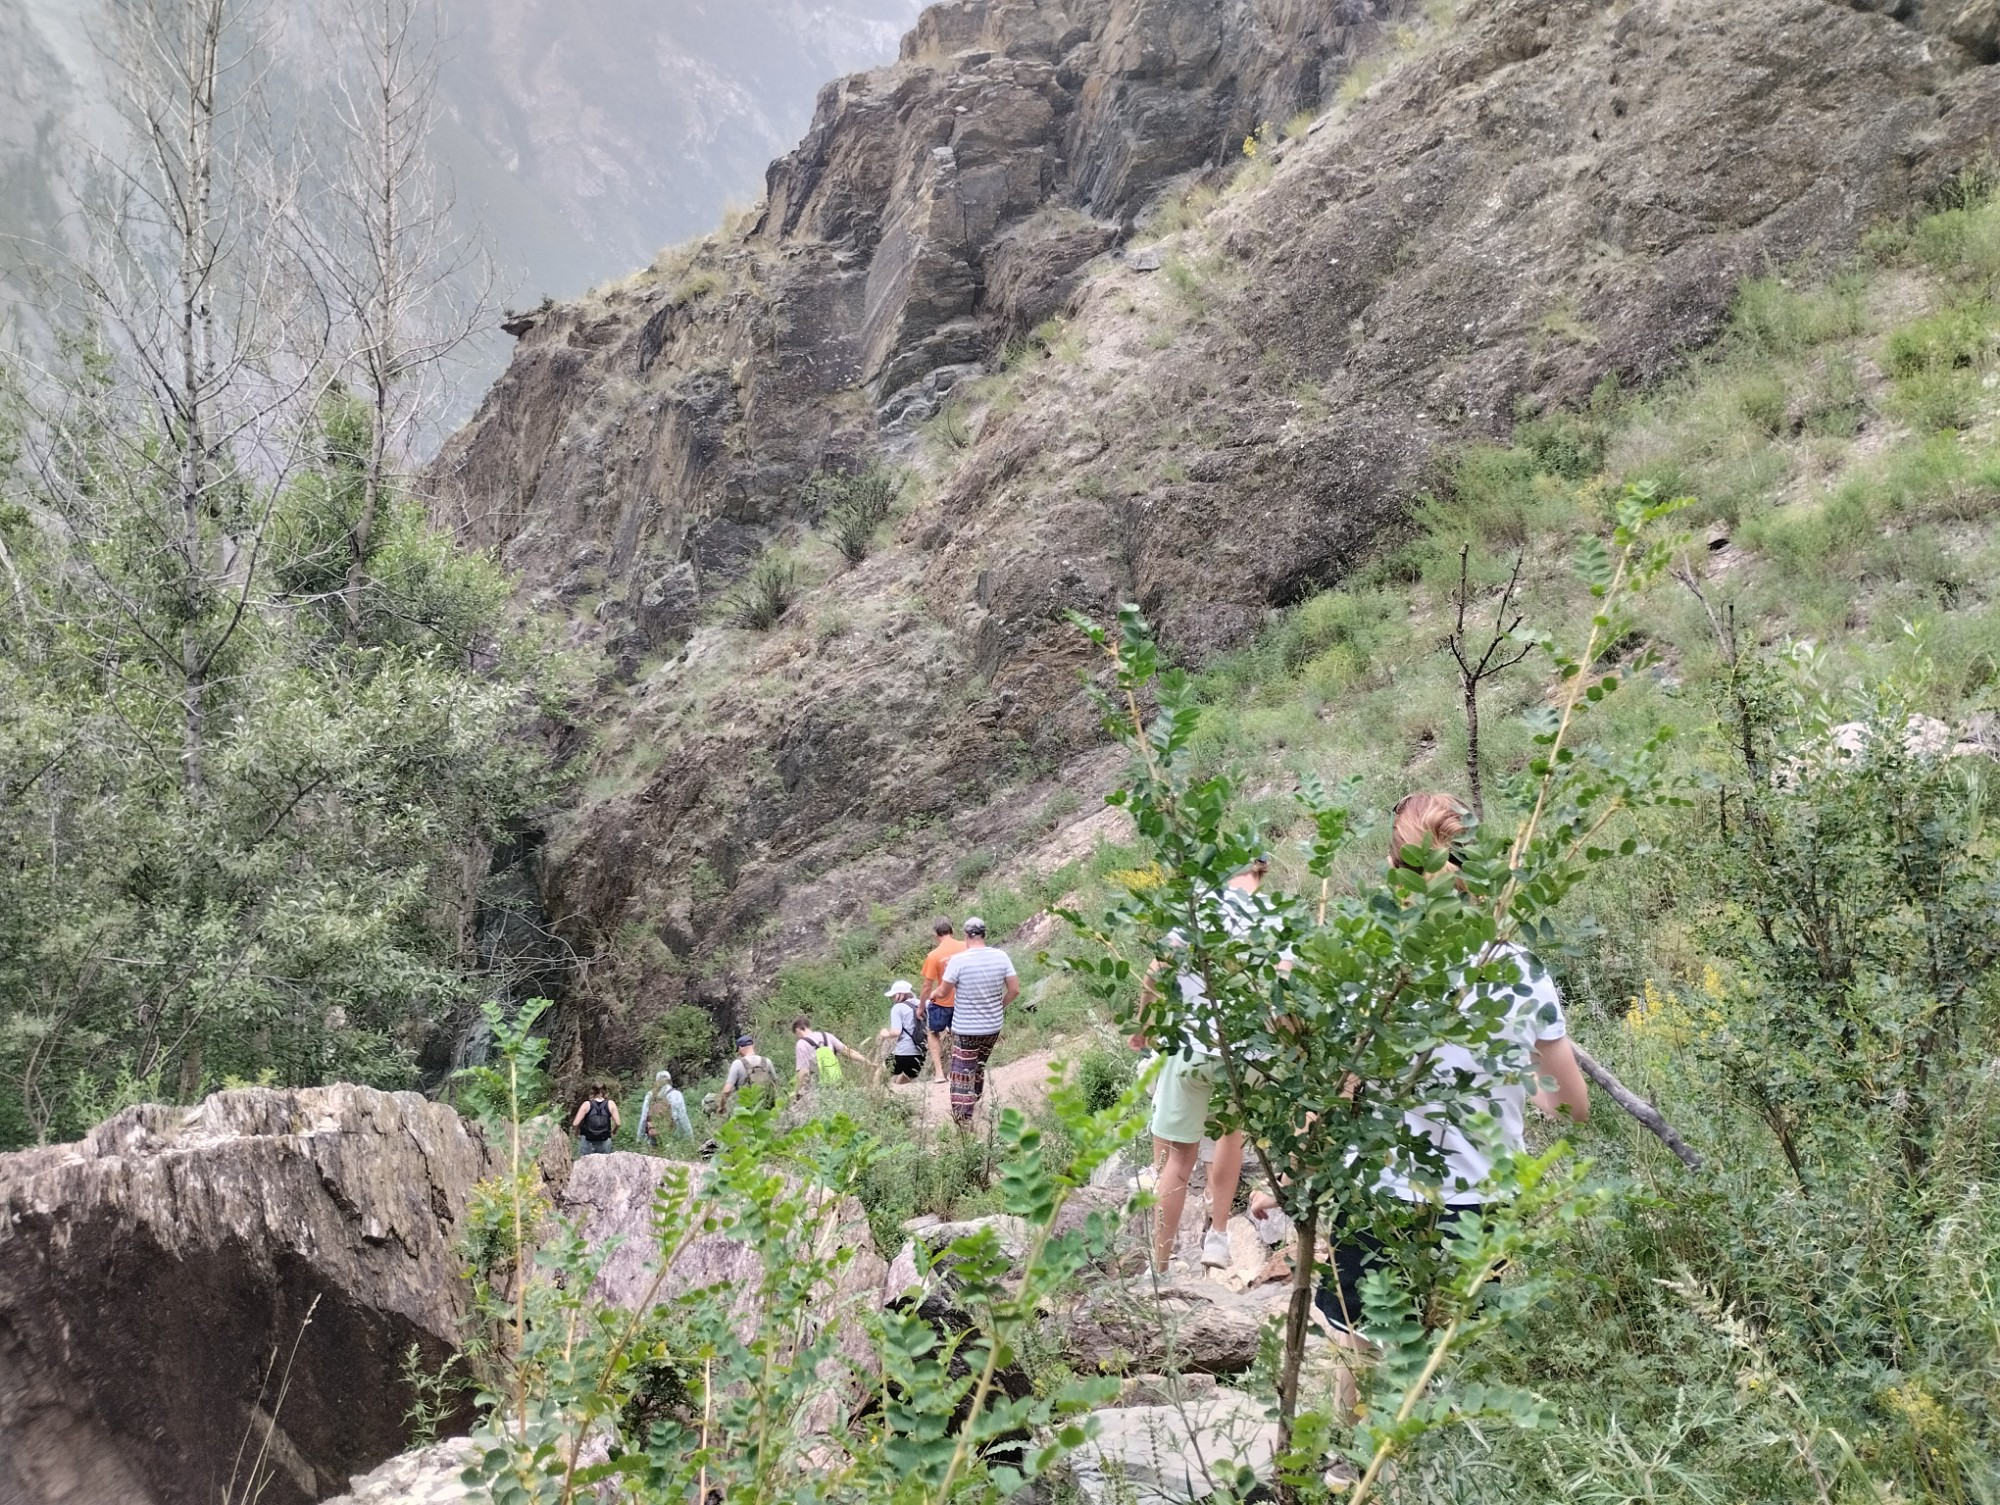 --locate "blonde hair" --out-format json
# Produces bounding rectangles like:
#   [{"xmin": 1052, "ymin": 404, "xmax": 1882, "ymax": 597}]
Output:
[{"xmin": 1389, "ymin": 791, "xmax": 1470, "ymax": 870}]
